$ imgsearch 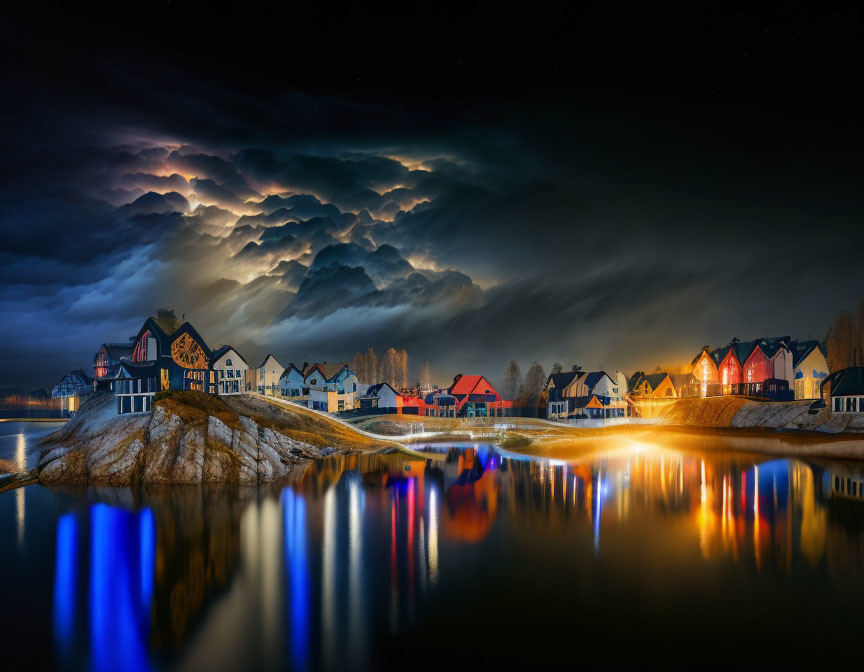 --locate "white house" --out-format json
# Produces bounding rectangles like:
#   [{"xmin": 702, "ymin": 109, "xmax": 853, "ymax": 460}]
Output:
[
  {"xmin": 279, "ymin": 363, "xmax": 307, "ymax": 398},
  {"xmin": 792, "ymin": 341, "xmax": 830, "ymax": 400},
  {"xmin": 359, "ymin": 382, "xmax": 400, "ymax": 410},
  {"xmin": 822, "ymin": 367, "xmax": 864, "ymax": 414},
  {"xmin": 256, "ymin": 354, "xmax": 284, "ymax": 396},
  {"xmin": 211, "ymin": 345, "xmax": 249, "ymax": 395}
]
